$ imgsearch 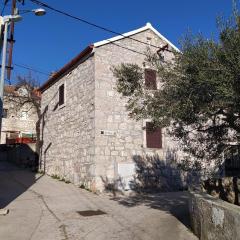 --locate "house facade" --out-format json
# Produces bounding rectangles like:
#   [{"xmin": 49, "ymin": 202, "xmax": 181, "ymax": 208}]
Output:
[
  {"xmin": 39, "ymin": 23, "xmax": 181, "ymax": 191},
  {"xmin": 1, "ymin": 85, "xmax": 38, "ymax": 144}
]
